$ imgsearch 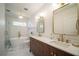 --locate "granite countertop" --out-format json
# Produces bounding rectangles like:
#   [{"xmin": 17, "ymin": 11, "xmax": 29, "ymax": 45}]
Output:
[{"xmin": 30, "ymin": 35, "xmax": 79, "ymax": 56}]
